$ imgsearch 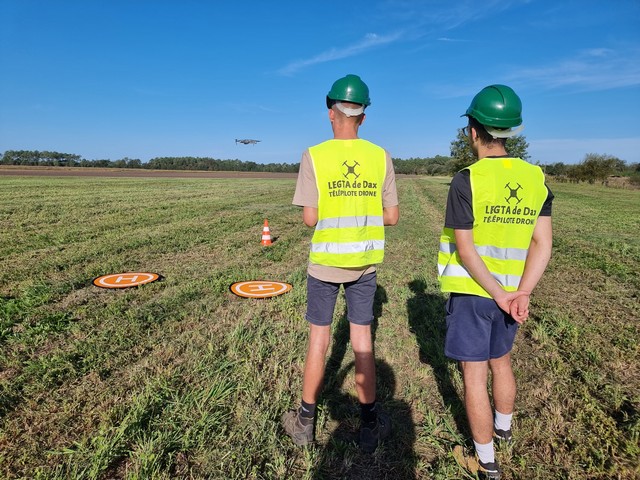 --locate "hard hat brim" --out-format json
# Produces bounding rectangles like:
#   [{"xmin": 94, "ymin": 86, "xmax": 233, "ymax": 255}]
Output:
[
  {"xmin": 485, "ymin": 124, "xmax": 525, "ymax": 138},
  {"xmin": 334, "ymin": 102, "xmax": 365, "ymax": 117}
]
